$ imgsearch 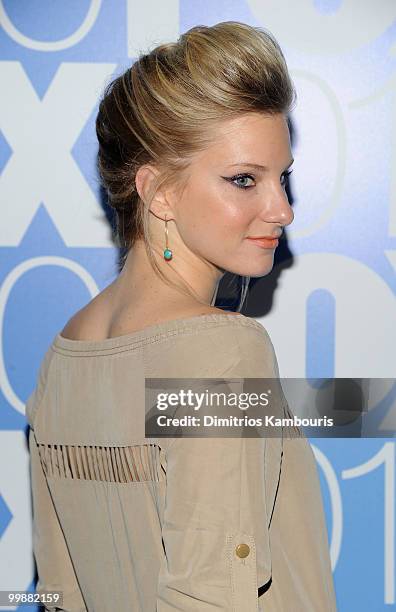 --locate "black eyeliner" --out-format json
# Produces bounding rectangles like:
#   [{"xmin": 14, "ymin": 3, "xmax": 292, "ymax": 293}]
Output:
[{"xmin": 222, "ymin": 173, "xmax": 256, "ymax": 190}]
